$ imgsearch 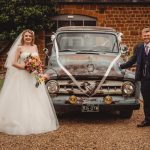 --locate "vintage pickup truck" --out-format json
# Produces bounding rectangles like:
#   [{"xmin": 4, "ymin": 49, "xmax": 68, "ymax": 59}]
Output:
[{"xmin": 45, "ymin": 26, "xmax": 140, "ymax": 118}]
